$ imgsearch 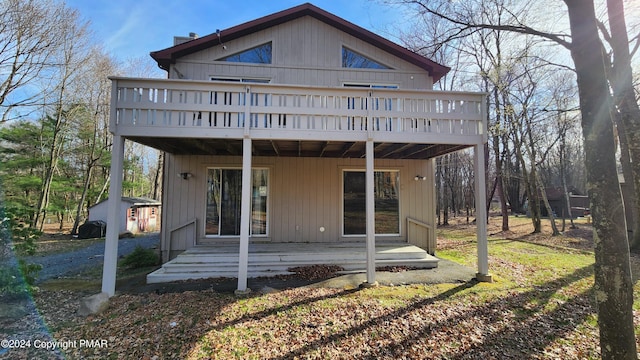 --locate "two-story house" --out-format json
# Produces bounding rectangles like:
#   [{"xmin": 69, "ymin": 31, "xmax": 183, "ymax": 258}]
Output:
[{"xmin": 100, "ymin": 3, "xmax": 489, "ymax": 296}]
